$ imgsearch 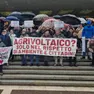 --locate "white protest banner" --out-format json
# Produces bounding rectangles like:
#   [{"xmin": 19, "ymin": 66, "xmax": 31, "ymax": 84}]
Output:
[
  {"xmin": 54, "ymin": 21, "xmax": 64, "ymax": 29},
  {"xmin": 13, "ymin": 37, "xmax": 77, "ymax": 57},
  {"xmin": 11, "ymin": 21, "xmax": 19, "ymax": 27},
  {"xmin": 24, "ymin": 20, "xmax": 34, "ymax": 27},
  {"xmin": 82, "ymin": 37, "xmax": 86, "ymax": 52},
  {"xmin": 0, "ymin": 47, "xmax": 12, "ymax": 65}
]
